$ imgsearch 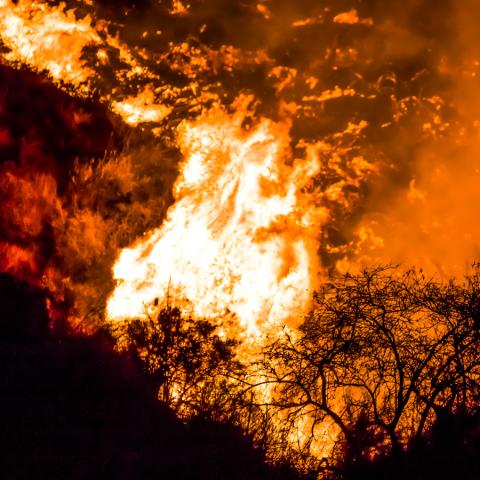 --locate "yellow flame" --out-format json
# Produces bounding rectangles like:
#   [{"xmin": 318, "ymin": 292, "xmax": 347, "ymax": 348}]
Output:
[
  {"xmin": 0, "ymin": 1, "xmax": 170, "ymax": 123},
  {"xmin": 0, "ymin": 0, "xmax": 101, "ymax": 90},
  {"xmin": 333, "ymin": 9, "xmax": 373, "ymax": 26},
  {"xmin": 111, "ymin": 88, "xmax": 172, "ymax": 125},
  {"xmin": 107, "ymin": 98, "xmax": 326, "ymax": 335}
]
